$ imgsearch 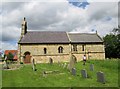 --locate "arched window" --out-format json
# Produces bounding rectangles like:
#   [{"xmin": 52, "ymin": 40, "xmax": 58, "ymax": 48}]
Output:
[
  {"xmin": 44, "ymin": 48, "xmax": 47, "ymax": 54},
  {"xmin": 82, "ymin": 45, "xmax": 84, "ymax": 51},
  {"xmin": 58, "ymin": 46, "xmax": 63, "ymax": 53}
]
